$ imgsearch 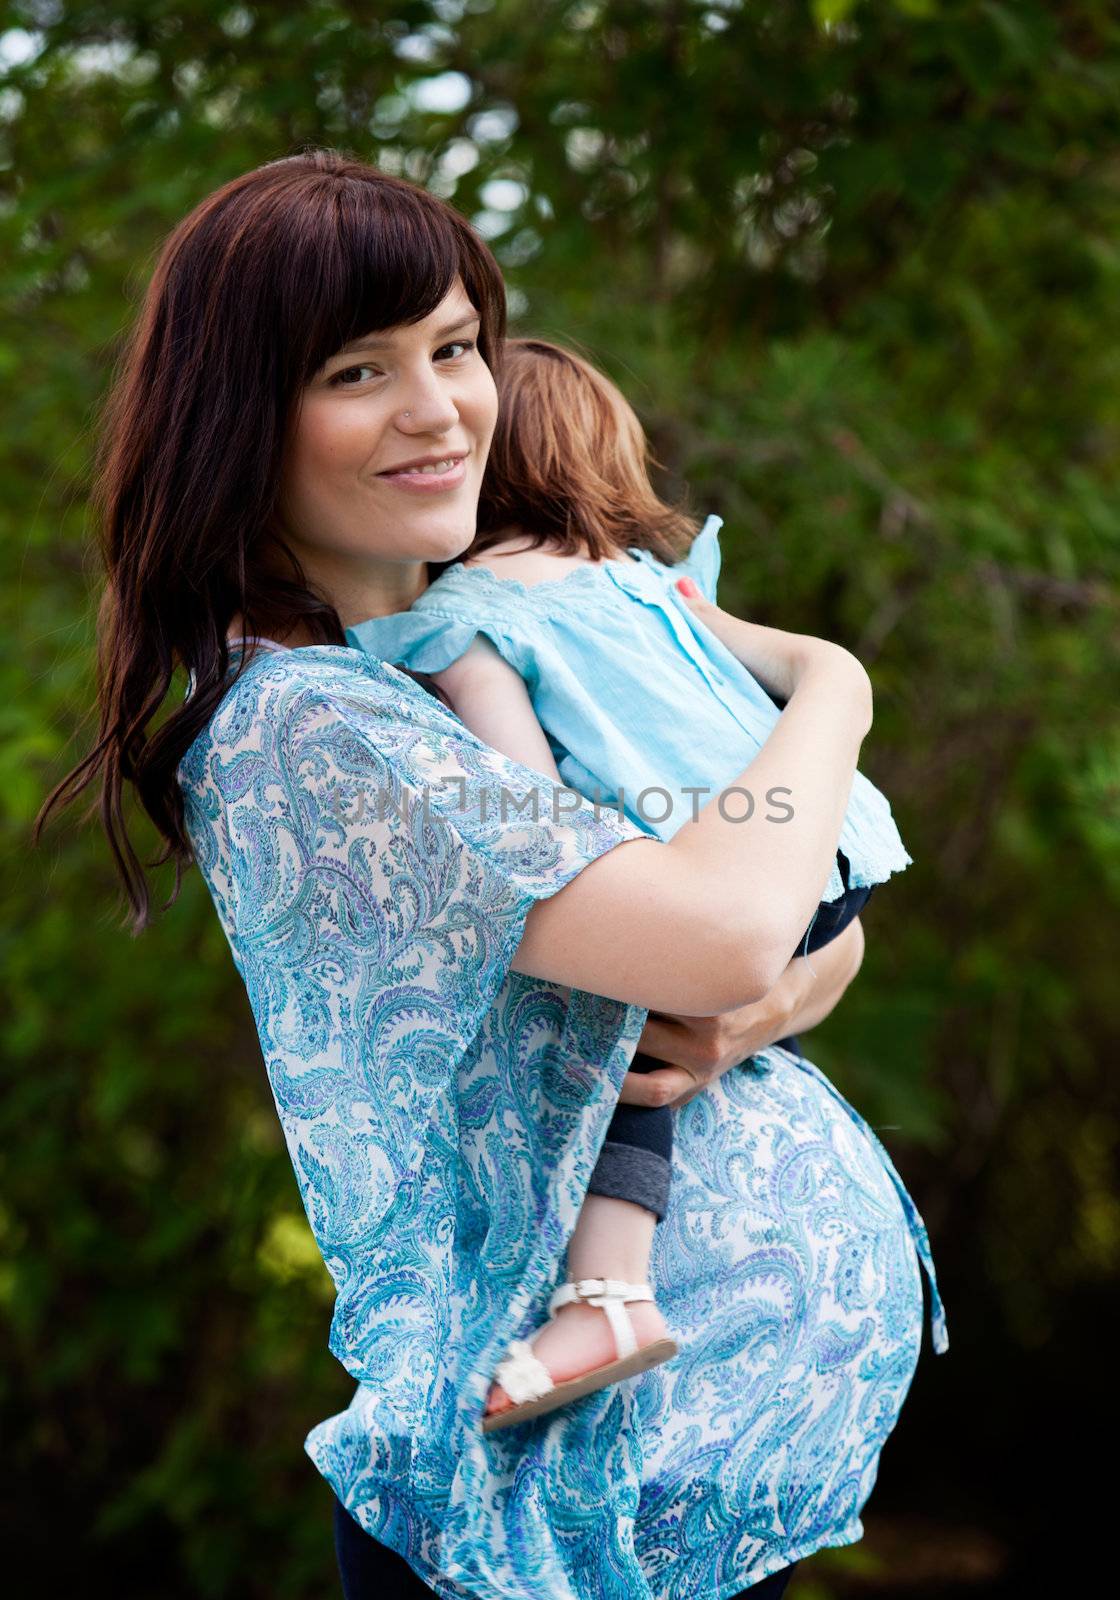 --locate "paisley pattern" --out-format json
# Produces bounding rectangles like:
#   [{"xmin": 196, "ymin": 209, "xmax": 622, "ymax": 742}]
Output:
[{"xmin": 178, "ymin": 644, "xmax": 947, "ymax": 1600}]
